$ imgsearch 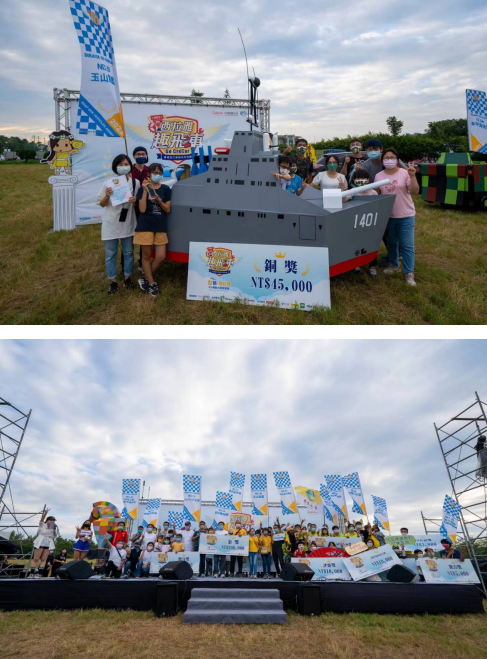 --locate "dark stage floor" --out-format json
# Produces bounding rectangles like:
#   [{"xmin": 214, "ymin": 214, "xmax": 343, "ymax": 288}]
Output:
[{"xmin": 0, "ymin": 577, "xmax": 484, "ymax": 615}]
